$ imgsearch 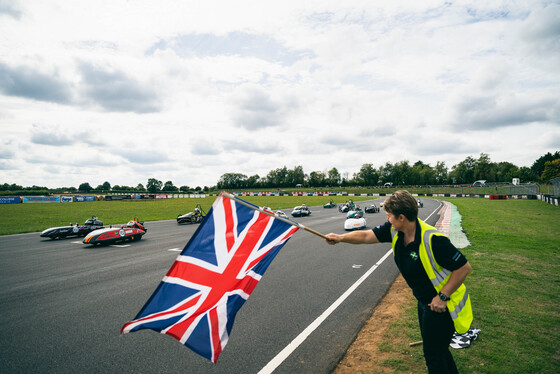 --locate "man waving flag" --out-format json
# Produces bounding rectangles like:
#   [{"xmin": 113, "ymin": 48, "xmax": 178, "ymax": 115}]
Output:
[{"xmin": 121, "ymin": 192, "xmax": 300, "ymax": 363}]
